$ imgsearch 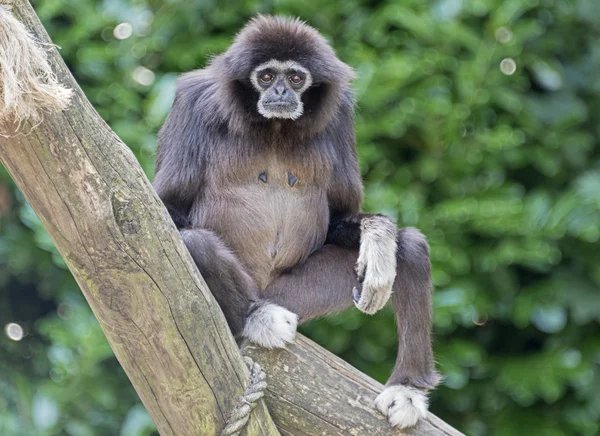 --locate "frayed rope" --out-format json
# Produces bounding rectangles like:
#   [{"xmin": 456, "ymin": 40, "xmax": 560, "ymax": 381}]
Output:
[
  {"xmin": 220, "ymin": 357, "xmax": 268, "ymax": 436},
  {"xmin": 0, "ymin": 3, "xmax": 72, "ymax": 131}
]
